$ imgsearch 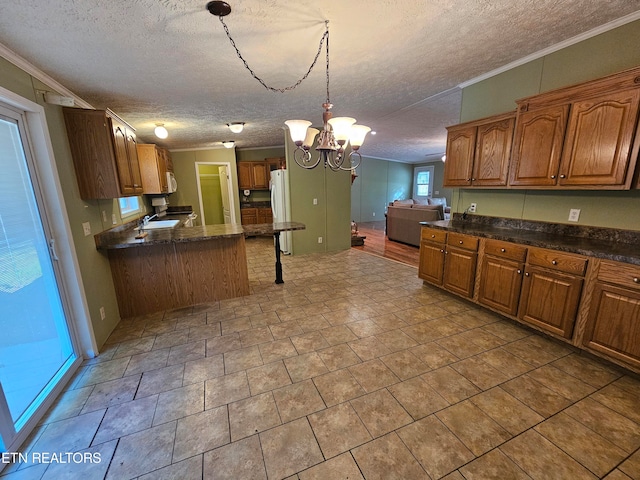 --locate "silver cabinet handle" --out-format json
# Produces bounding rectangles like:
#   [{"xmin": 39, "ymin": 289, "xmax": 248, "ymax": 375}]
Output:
[
  {"xmin": 525, "ymin": 272, "xmax": 530, "ymax": 277},
  {"xmin": 634, "ymin": 277, "xmax": 639, "ymax": 284},
  {"xmin": 552, "ymin": 260, "xmax": 558, "ymax": 265},
  {"xmin": 459, "ymin": 240, "xmax": 463, "ymax": 244},
  {"xmin": 517, "ymin": 269, "xmax": 522, "ymax": 274},
  {"xmin": 551, "ymin": 175, "xmax": 556, "ymax": 179},
  {"xmin": 501, "ymin": 248, "xmax": 506, "ymax": 252},
  {"xmin": 560, "ymin": 174, "xmax": 566, "ymax": 179},
  {"xmin": 431, "ymin": 234, "xmax": 436, "ymax": 238}
]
